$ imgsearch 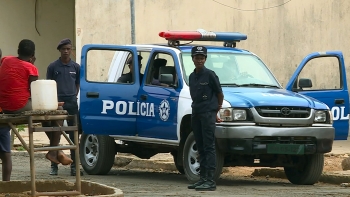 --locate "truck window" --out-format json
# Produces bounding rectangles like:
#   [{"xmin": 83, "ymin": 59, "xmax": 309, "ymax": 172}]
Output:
[
  {"xmin": 144, "ymin": 52, "xmax": 177, "ymax": 87},
  {"xmin": 89, "ymin": 50, "xmax": 150, "ymax": 83},
  {"xmin": 181, "ymin": 52, "xmax": 279, "ymax": 86},
  {"xmin": 296, "ymin": 57, "xmax": 341, "ymax": 90},
  {"xmin": 122, "ymin": 51, "xmax": 151, "ymax": 76},
  {"xmin": 86, "ymin": 49, "xmax": 122, "ymax": 82}
]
